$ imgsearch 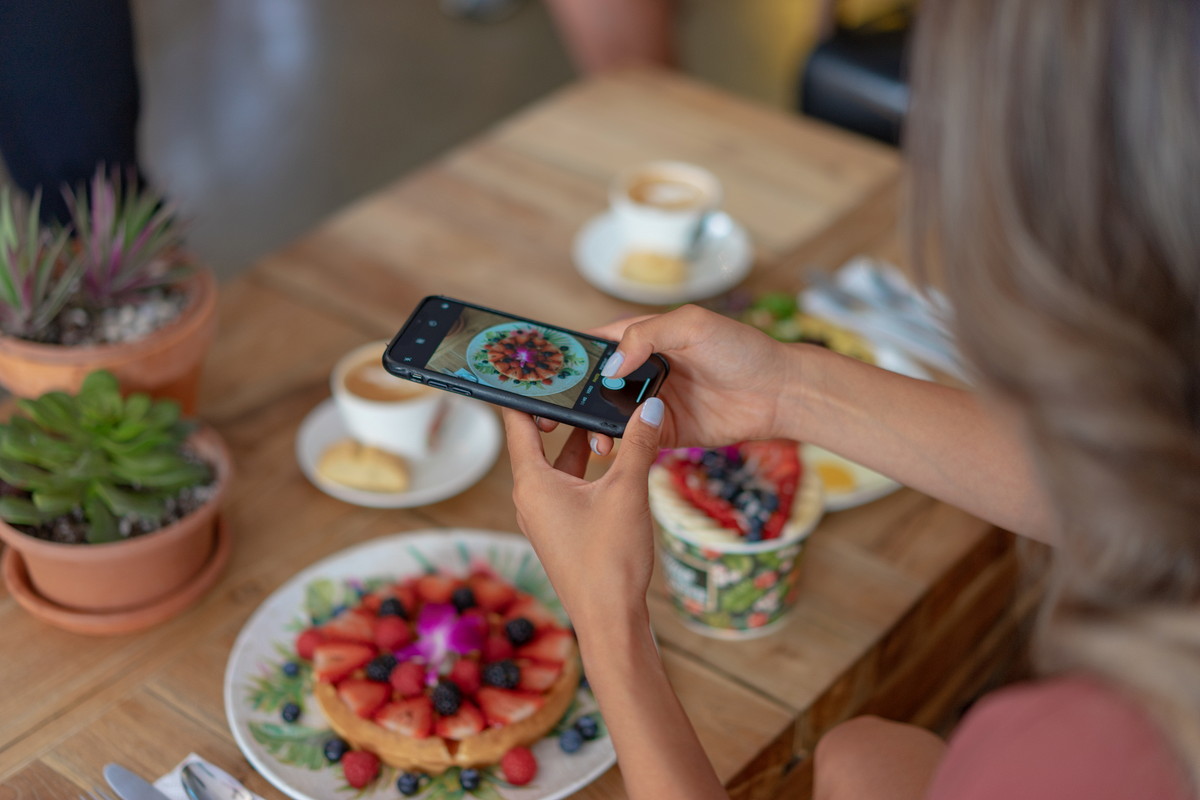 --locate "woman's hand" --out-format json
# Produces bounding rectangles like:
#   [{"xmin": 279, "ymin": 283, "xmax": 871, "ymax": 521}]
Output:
[
  {"xmin": 539, "ymin": 305, "xmax": 796, "ymax": 455},
  {"xmin": 503, "ymin": 398, "xmax": 666, "ymax": 625}
]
